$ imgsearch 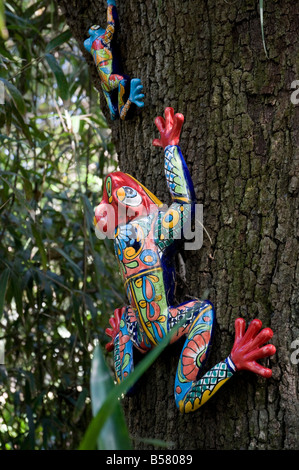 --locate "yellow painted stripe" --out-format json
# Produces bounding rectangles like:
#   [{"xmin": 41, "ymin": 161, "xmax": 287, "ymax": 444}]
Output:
[{"xmin": 129, "ymin": 284, "xmax": 157, "ymax": 345}]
